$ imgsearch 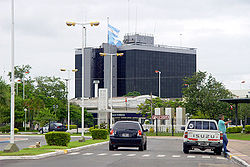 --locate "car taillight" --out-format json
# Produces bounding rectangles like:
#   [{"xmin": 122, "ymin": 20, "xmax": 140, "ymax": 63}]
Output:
[
  {"xmin": 57, "ymin": 126, "xmax": 60, "ymax": 129},
  {"xmin": 184, "ymin": 131, "xmax": 188, "ymax": 138},
  {"xmin": 220, "ymin": 133, "xmax": 223, "ymax": 140},
  {"xmin": 138, "ymin": 130, "xmax": 142, "ymax": 136},
  {"xmin": 110, "ymin": 129, "xmax": 114, "ymax": 136}
]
